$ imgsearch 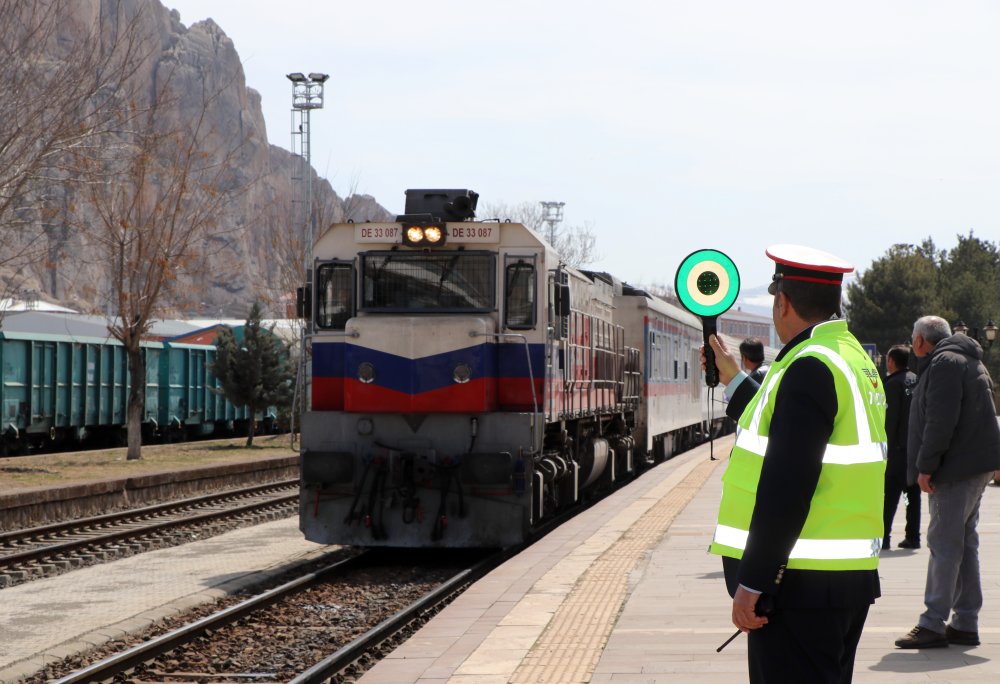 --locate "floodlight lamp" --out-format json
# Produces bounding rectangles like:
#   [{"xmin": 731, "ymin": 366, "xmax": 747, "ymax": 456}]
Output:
[
  {"xmin": 286, "ymin": 72, "xmax": 306, "ymax": 82},
  {"xmin": 308, "ymin": 73, "xmax": 329, "ymax": 83}
]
